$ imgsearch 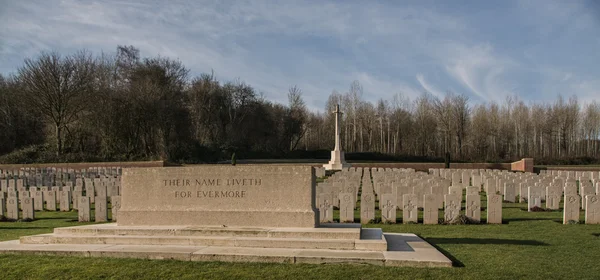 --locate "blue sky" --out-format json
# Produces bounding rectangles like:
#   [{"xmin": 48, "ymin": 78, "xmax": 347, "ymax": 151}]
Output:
[{"xmin": 1, "ymin": 0, "xmax": 599, "ymax": 111}]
